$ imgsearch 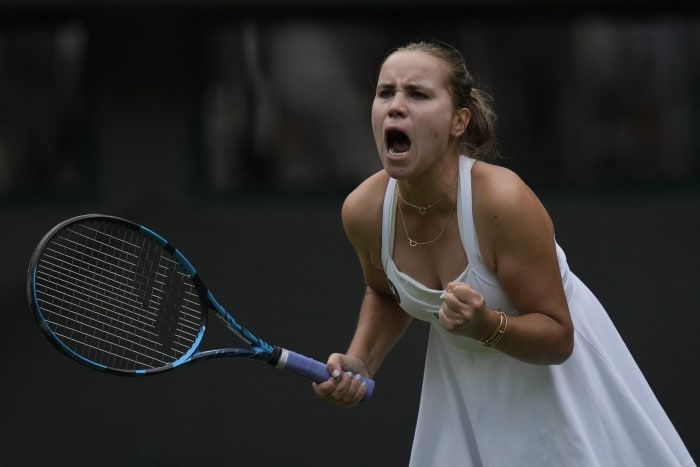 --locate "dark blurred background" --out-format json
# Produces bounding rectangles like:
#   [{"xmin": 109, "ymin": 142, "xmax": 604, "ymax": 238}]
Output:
[{"xmin": 1, "ymin": 1, "xmax": 698, "ymax": 466}]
